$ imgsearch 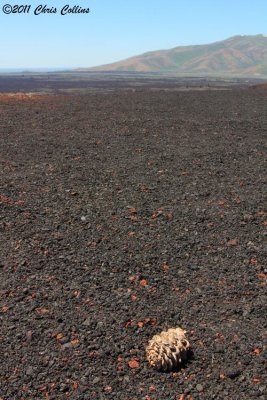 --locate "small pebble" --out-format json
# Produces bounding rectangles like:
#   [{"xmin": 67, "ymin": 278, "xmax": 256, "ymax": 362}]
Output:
[
  {"xmin": 214, "ymin": 344, "xmax": 225, "ymax": 353},
  {"xmin": 226, "ymin": 369, "xmax": 241, "ymax": 379},
  {"xmin": 196, "ymin": 384, "xmax": 203, "ymax": 392},
  {"xmin": 62, "ymin": 342, "xmax": 73, "ymax": 349},
  {"xmin": 26, "ymin": 366, "xmax": 34, "ymax": 376},
  {"xmin": 83, "ymin": 317, "xmax": 91, "ymax": 326},
  {"xmin": 259, "ymin": 386, "xmax": 266, "ymax": 393}
]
